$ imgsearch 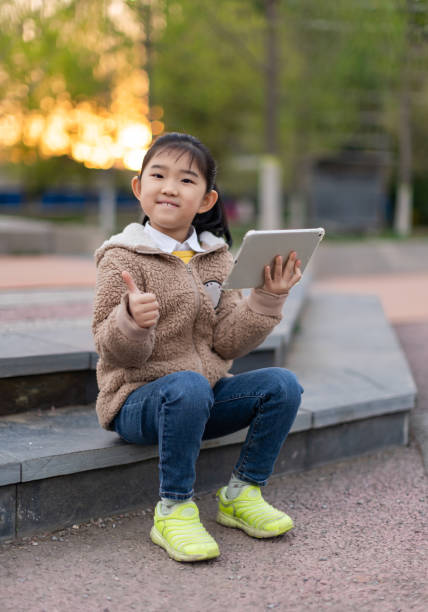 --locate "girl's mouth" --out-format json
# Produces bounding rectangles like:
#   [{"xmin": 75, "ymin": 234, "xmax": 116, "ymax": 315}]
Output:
[{"xmin": 158, "ymin": 201, "xmax": 179, "ymax": 208}]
